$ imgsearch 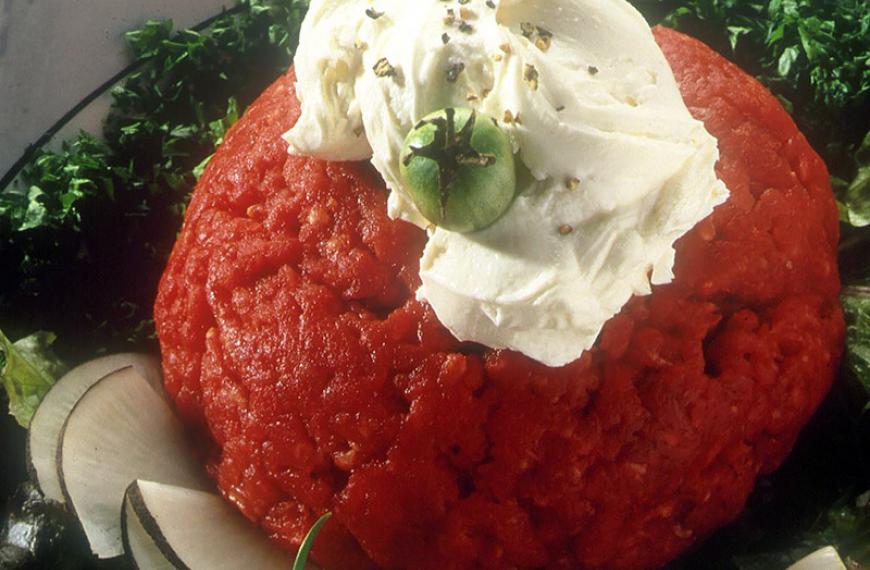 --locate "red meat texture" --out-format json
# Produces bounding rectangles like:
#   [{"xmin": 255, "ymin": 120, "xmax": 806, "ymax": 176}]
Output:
[{"xmin": 155, "ymin": 27, "xmax": 844, "ymax": 570}]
